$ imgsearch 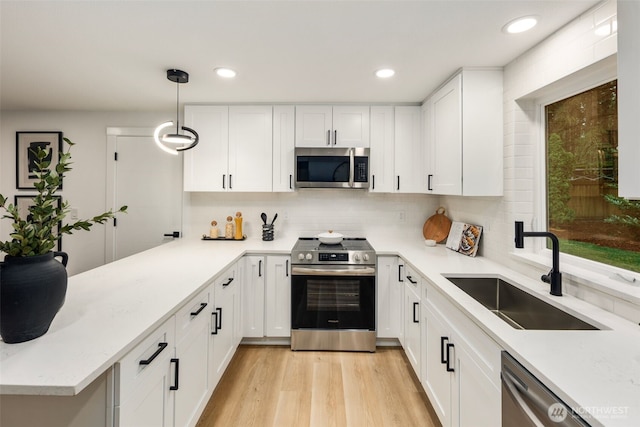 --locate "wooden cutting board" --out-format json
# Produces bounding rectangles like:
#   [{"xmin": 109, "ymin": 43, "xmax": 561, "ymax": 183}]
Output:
[{"xmin": 422, "ymin": 207, "xmax": 452, "ymax": 243}]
